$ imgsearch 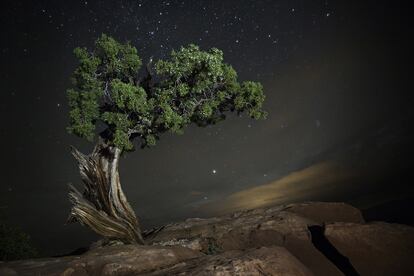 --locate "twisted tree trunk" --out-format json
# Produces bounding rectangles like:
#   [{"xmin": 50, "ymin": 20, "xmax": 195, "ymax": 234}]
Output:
[{"xmin": 67, "ymin": 140, "xmax": 144, "ymax": 244}]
